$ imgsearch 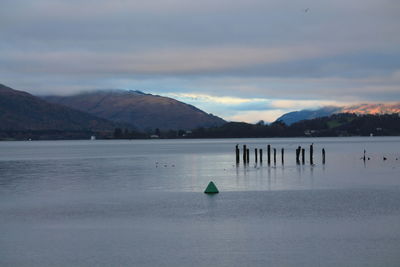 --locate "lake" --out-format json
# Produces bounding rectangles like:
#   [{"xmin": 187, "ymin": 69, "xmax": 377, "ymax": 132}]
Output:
[{"xmin": 1, "ymin": 137, "xmax": 400, "ymax": 266}]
